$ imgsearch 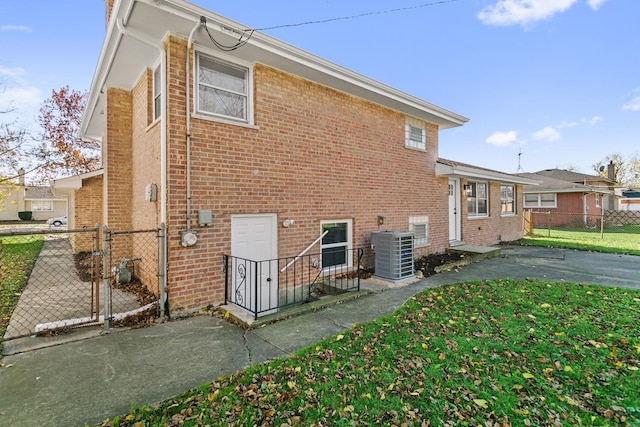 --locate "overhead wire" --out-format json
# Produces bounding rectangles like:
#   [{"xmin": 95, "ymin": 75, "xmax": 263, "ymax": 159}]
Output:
[{"xmin": 200, "ymin": 0, "xmax": 460, "ymax": 51}]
